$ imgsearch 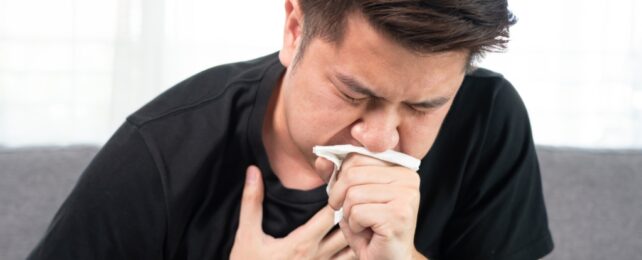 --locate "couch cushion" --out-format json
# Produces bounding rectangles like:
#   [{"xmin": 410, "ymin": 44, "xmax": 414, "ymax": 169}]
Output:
[
  {"xmin": 0, "ymin": 146, "xmax": 99, "ymax": 260},
  {"xmin": 538, "ymin": 146, "xmax": 642, "ymax": 259}
]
